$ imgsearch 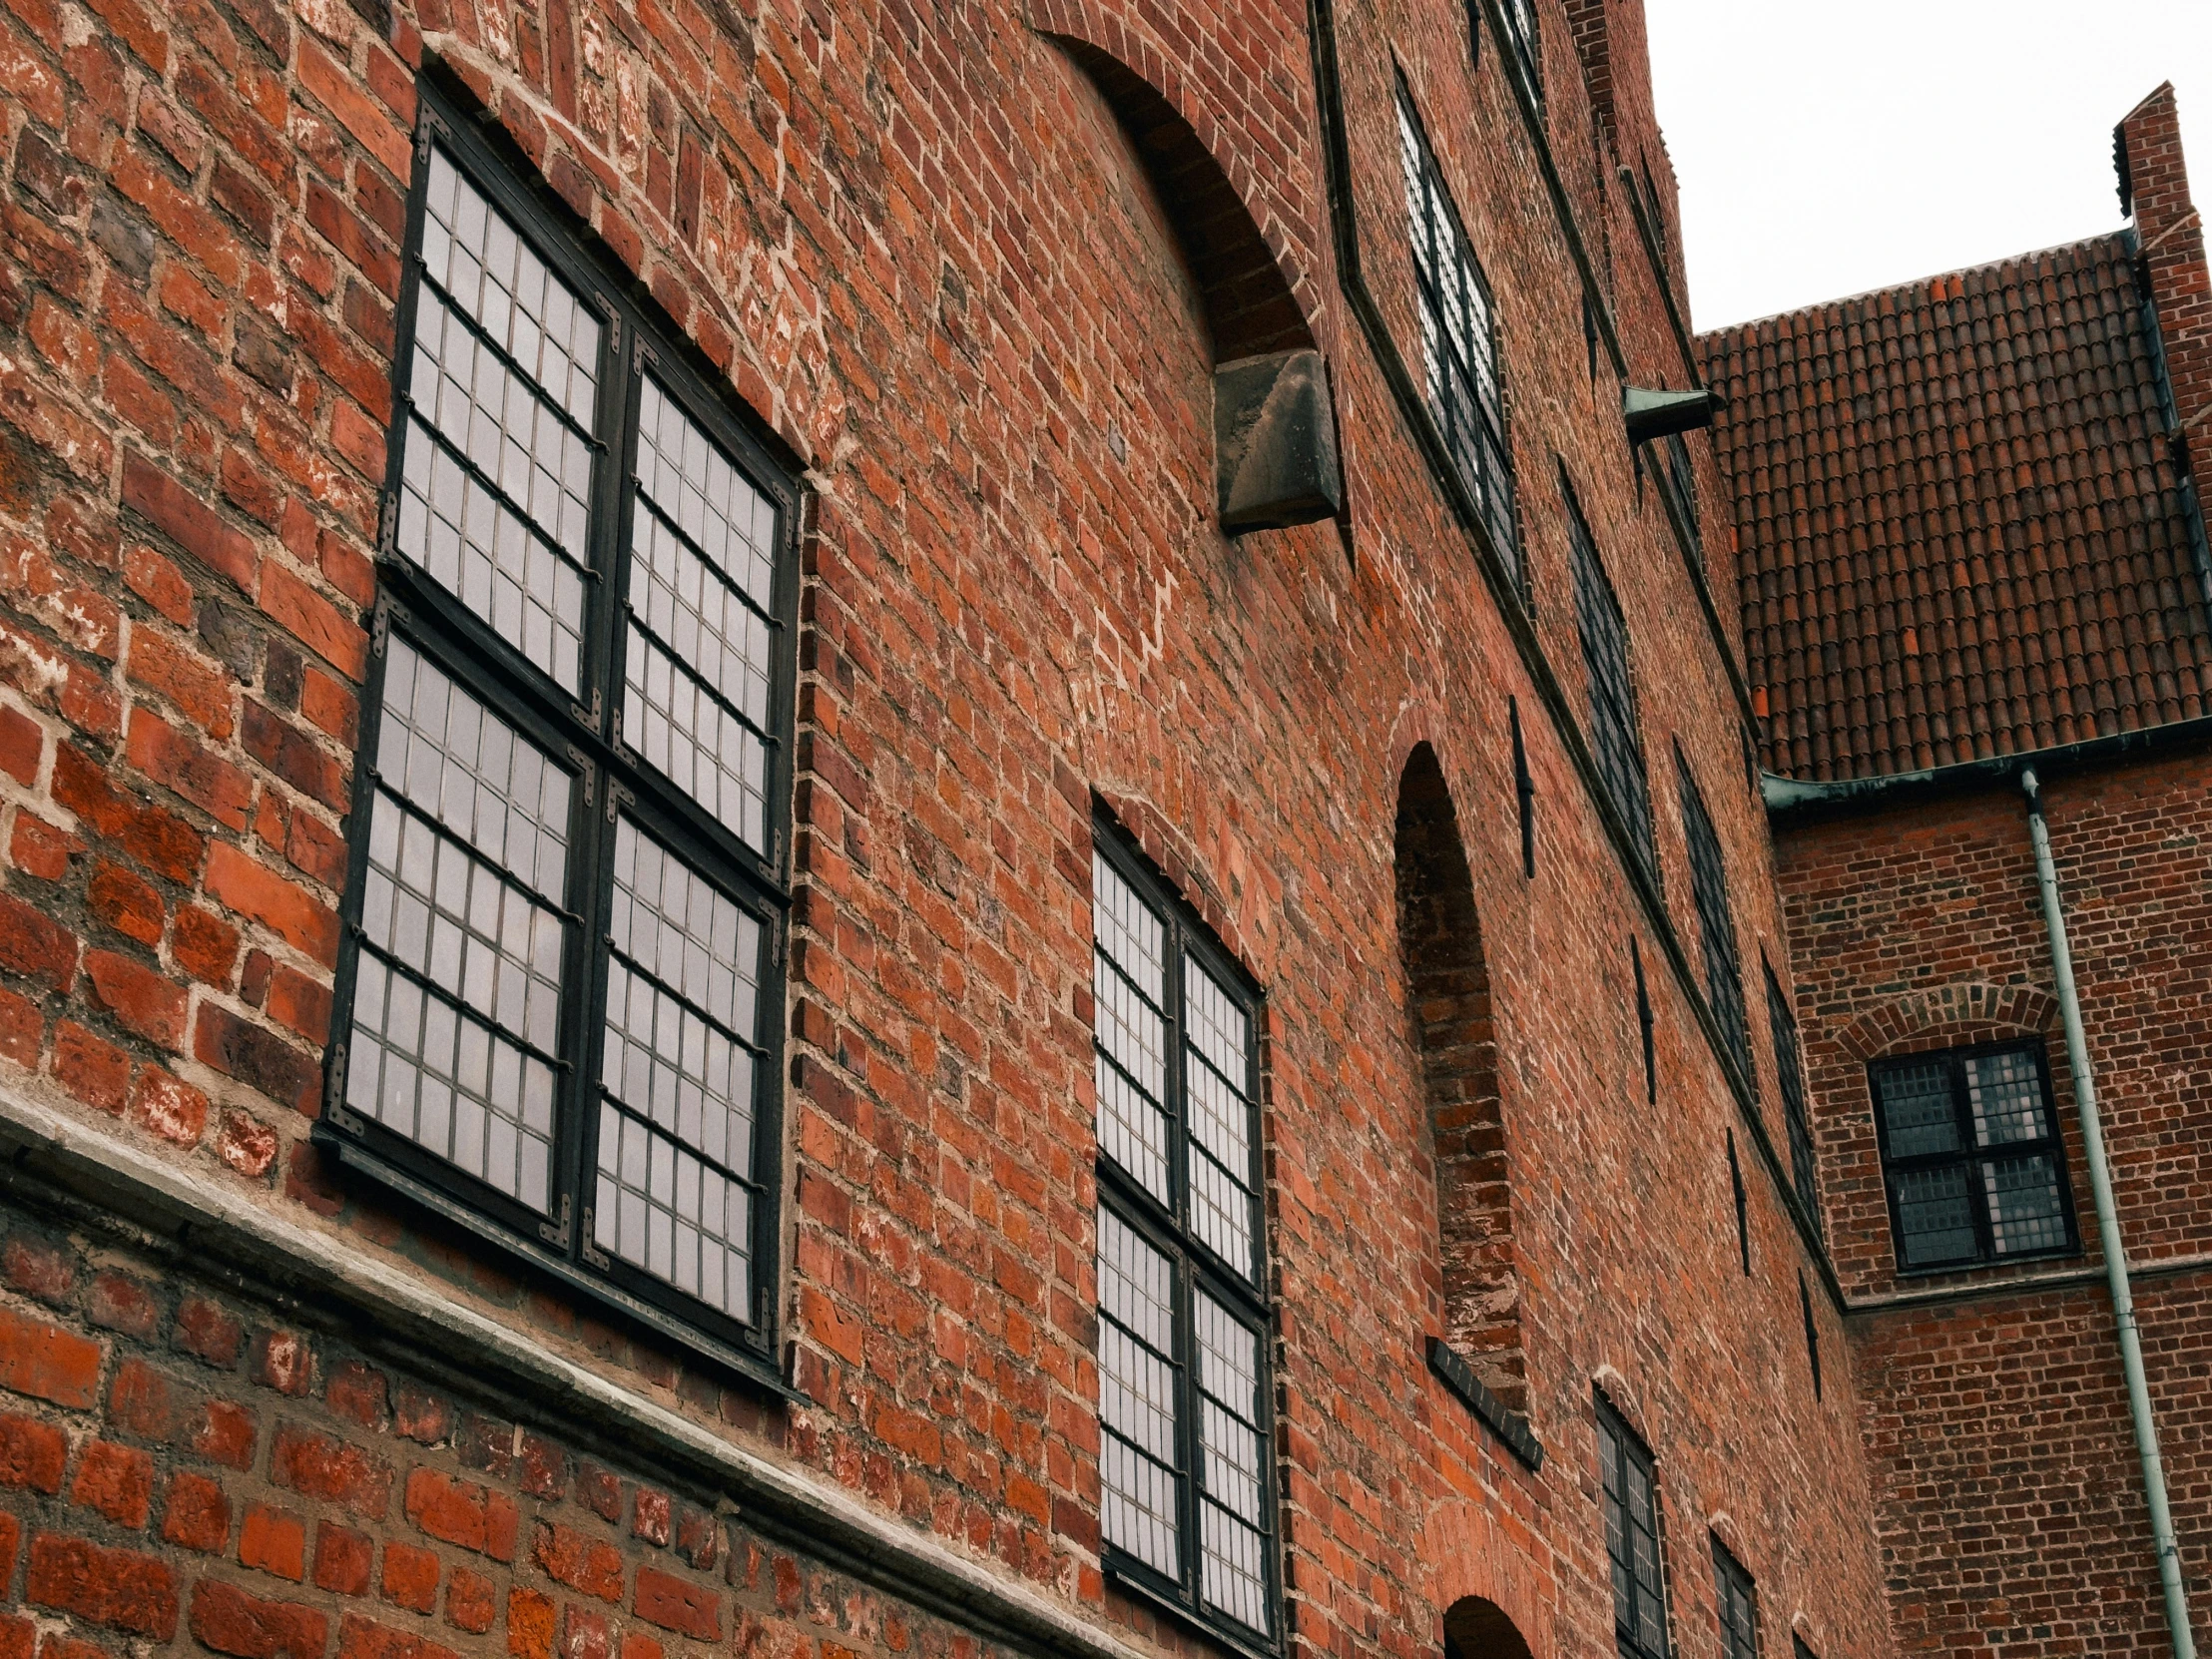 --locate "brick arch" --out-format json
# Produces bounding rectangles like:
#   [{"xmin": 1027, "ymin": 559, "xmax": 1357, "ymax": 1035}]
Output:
[
  {"xmin": 1395, "ymin": 744, "xmax": 1524, "ymax": 1408},
  {"xmin": 1837, "ymin": 983, "xmax": 2060, "ymax": 1061},
  {"xmin": 1033, "ymin": 13, "xmax": 1316, "ymax": 359},
  {"xmin": 1421, "ymin": 1505, "xmax": 1551, "ymax": 1659}
]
